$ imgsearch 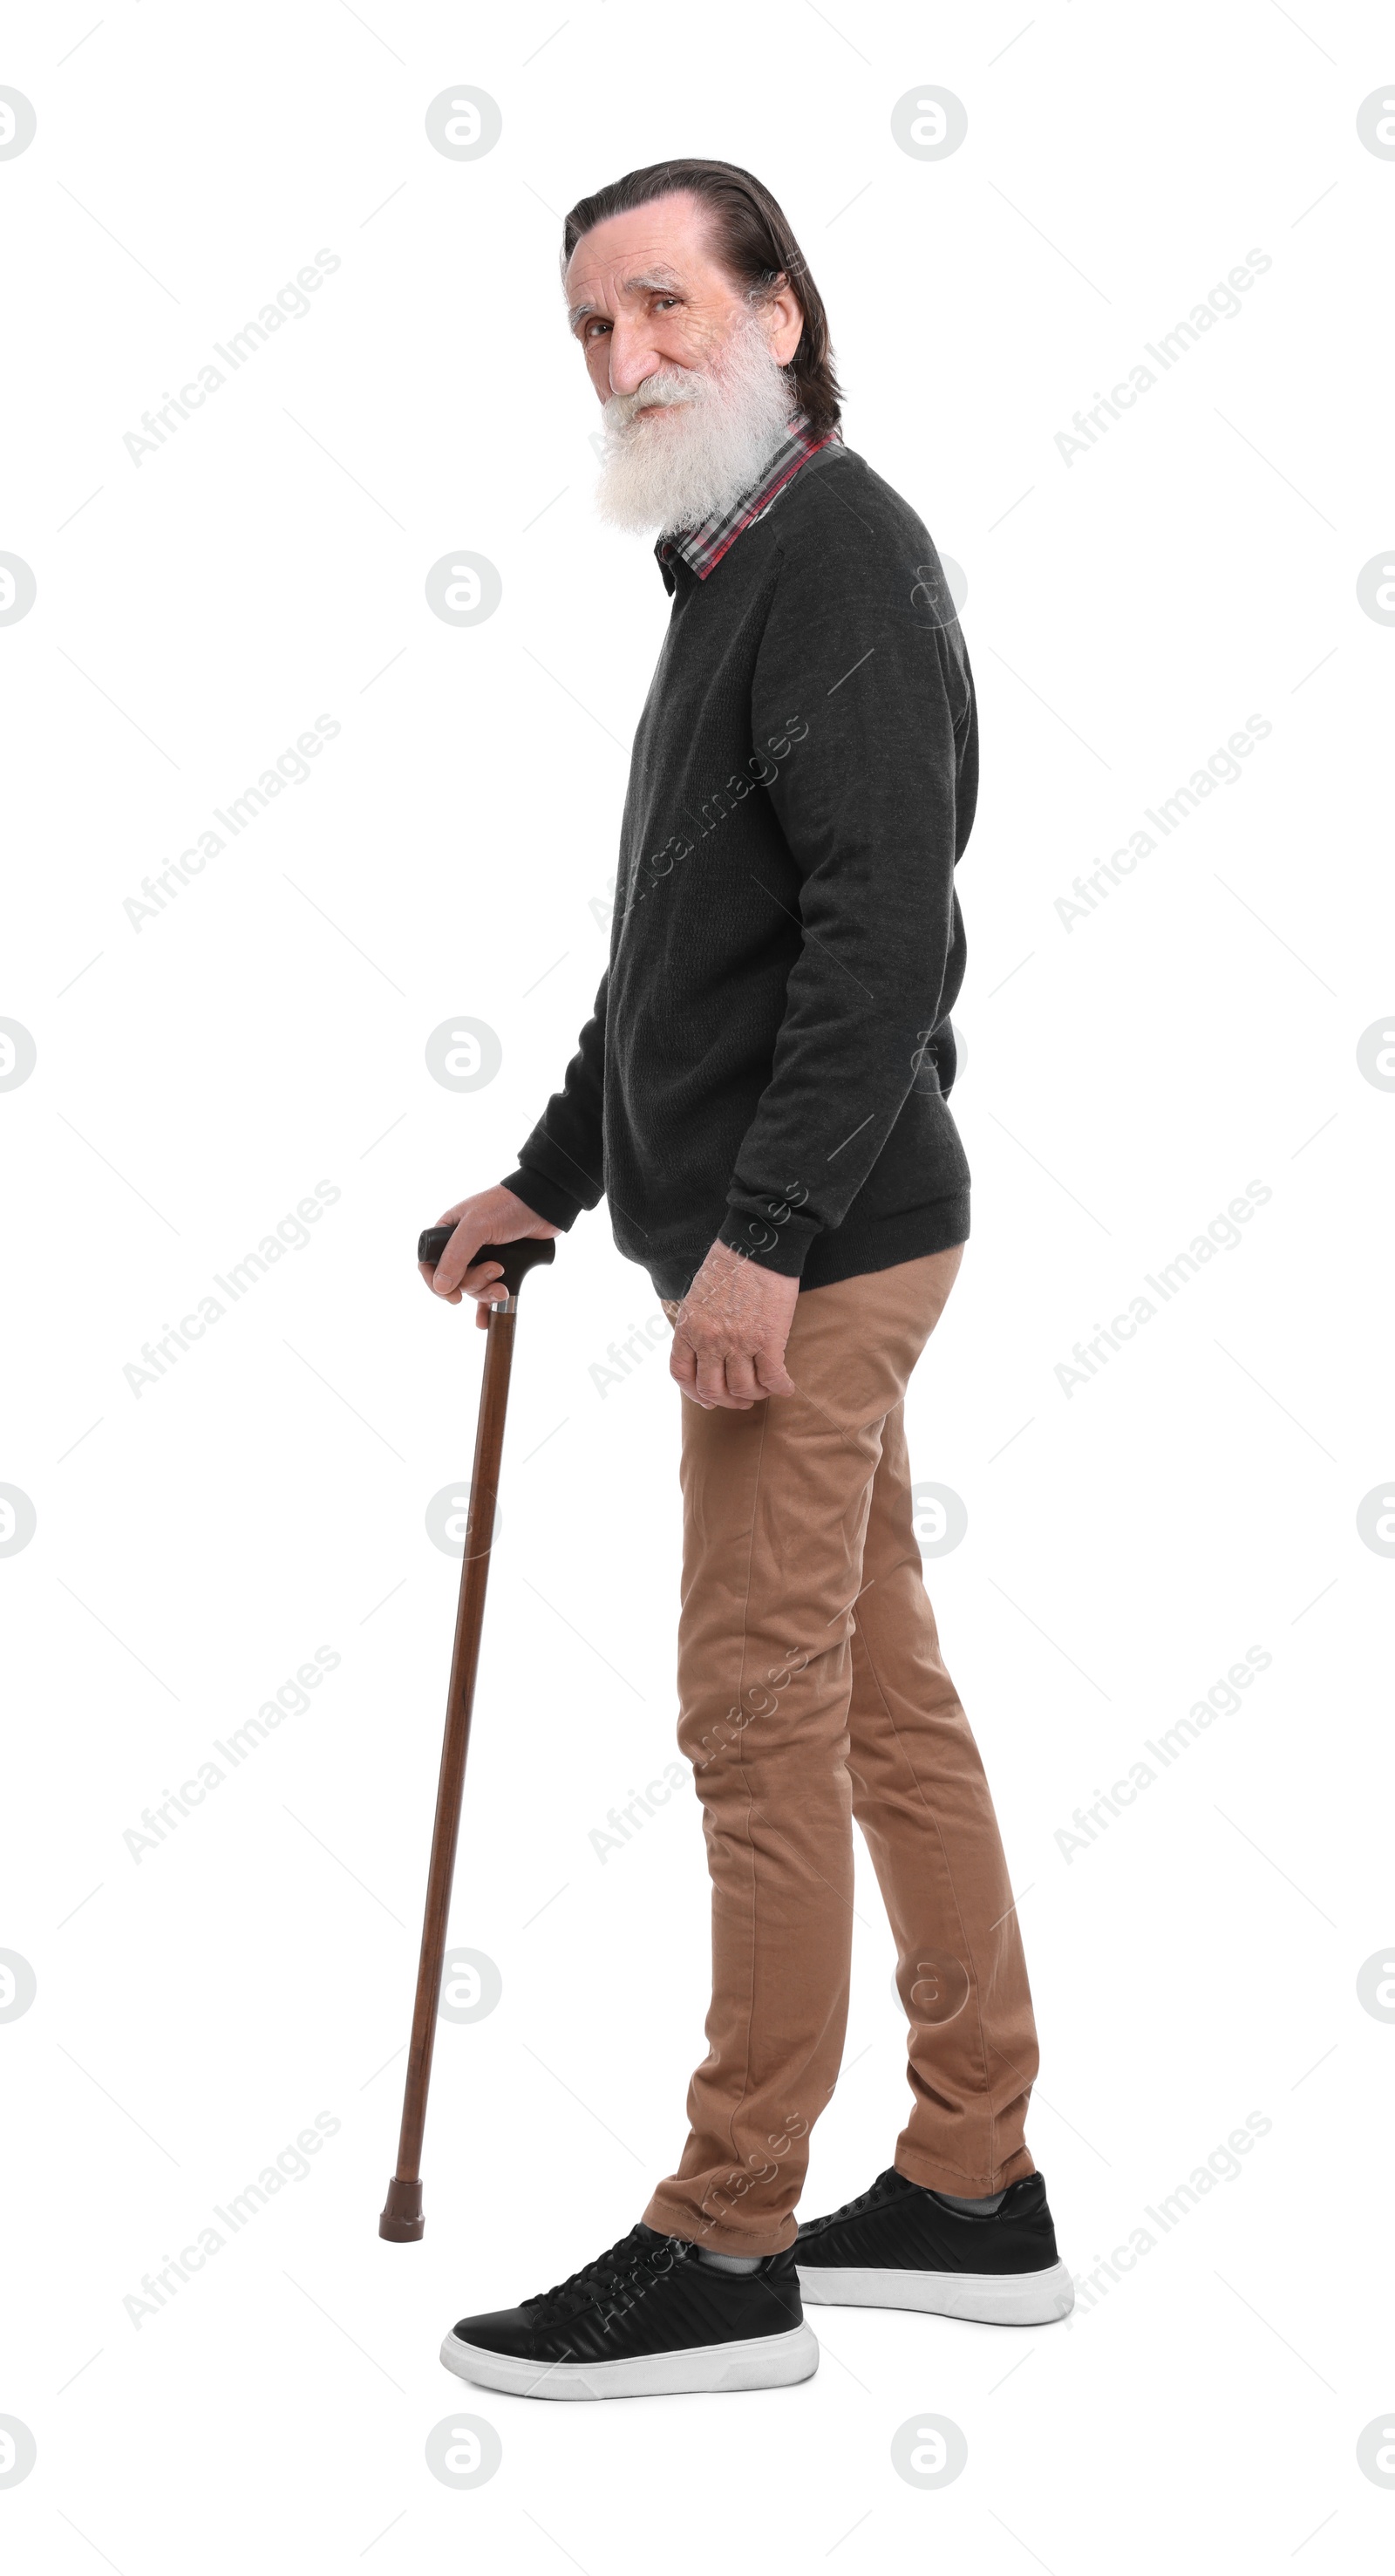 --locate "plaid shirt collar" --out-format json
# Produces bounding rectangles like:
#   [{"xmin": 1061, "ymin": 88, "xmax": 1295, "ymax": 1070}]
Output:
[{"xmin": 654, "ymin": 412, "xmax": 841, "ymax": 589}]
